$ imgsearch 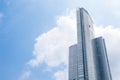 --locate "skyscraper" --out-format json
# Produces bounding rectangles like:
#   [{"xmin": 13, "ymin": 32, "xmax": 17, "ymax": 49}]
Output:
[{"xmin": 69, "ymin": 8, "xmax": 112, "ymax": 80}]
